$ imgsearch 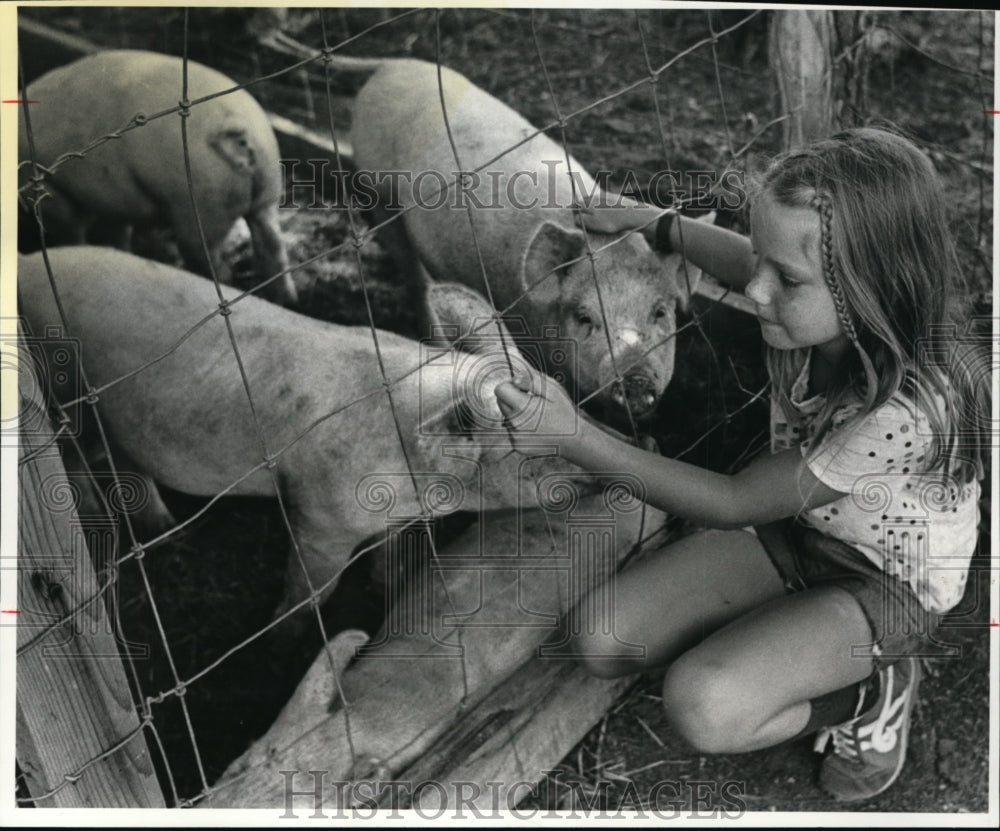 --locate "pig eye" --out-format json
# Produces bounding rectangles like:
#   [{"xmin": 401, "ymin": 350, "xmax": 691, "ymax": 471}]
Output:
[
  {"xmin": 576, "ymin": 311, "xmax": 594, "ymax": 327},
  {"xmin": 653, "ymin": 305, "xmax": 668, "ymax": 320}
]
